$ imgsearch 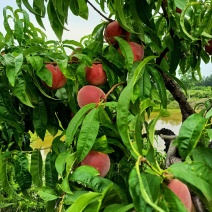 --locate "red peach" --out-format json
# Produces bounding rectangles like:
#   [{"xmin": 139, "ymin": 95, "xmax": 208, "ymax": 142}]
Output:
[
  {"xmin": 104, "ymin": 21, "xmax": 130, "ymax": 46},
  {"xmin": 176, "ymin": 7, "xmax": 182, "ymax": 13},
  {"xmin": 168, "ymin": 179, "xmax": 192, "ymax": 211},
  {"xmin": 77, "ymin": 85, "xmax": 106, "ymax": 108},
  {"xmin": 85, "ymin": 64, "xmax": 107, "ymax": 86},
  {"xmin": 44, "ymin": 64, "xmax": 67, "ymax": 90},
  {"xmin": 80, "ymin": 151, "xmax": 110, "ymax": 177},
  {"xmin": 205, "ymin": 40, "xmax": 212, "ymax": 55},
  {"xmin": 119, "ymin": 42, "xmax": 144, "ymax": 62}
]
